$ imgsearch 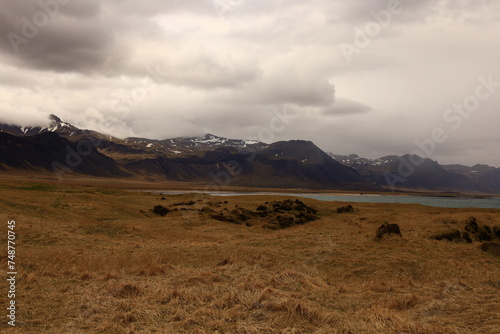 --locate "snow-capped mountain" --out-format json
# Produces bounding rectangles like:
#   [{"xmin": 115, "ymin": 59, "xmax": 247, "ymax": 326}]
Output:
[
  {"xmin": 328, "ymin": 153, "xmax": 399, "ymax": 168},
  {"xmin": 1, "ymin": 114, "xmax": 499, "ymax": 192},
  {"xmin": 124, "ymin": 133, "xmax": 265, "ymax": 152},
  {"xmin": 328, "ymin": 152, "xmax": 500, "ymax": 192},
  {"xmin": 0, "ymin": 115, "xmax": 267, "ymax": 158},
  {"xmin": 0, "ymin": 114, "xmax": 76, "ymax": 137},
  {"xmin": 103, "ymin": 133, "xmax": 268, "ymax": 160}
]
